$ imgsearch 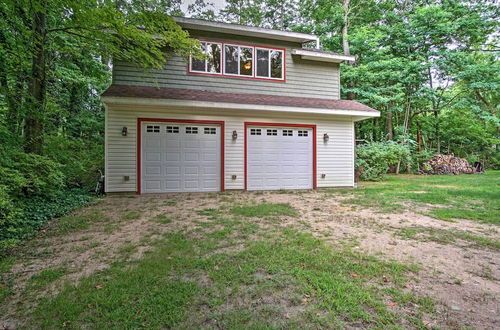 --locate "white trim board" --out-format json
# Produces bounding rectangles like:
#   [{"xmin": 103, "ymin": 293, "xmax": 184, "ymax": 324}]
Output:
[{"xmin": 291, "ymin": 49, "xmax": 355, "ymax": 63}]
